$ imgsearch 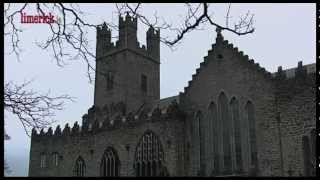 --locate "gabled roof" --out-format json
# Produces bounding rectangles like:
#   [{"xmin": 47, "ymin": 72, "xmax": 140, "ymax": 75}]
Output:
[
  {"xmin": 181, "ymin": 29, "xmax": 272, "ymax": 95},
  {"xmin": 180, "ymin": 29, "xmax": 315, "ymax": 96}
]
